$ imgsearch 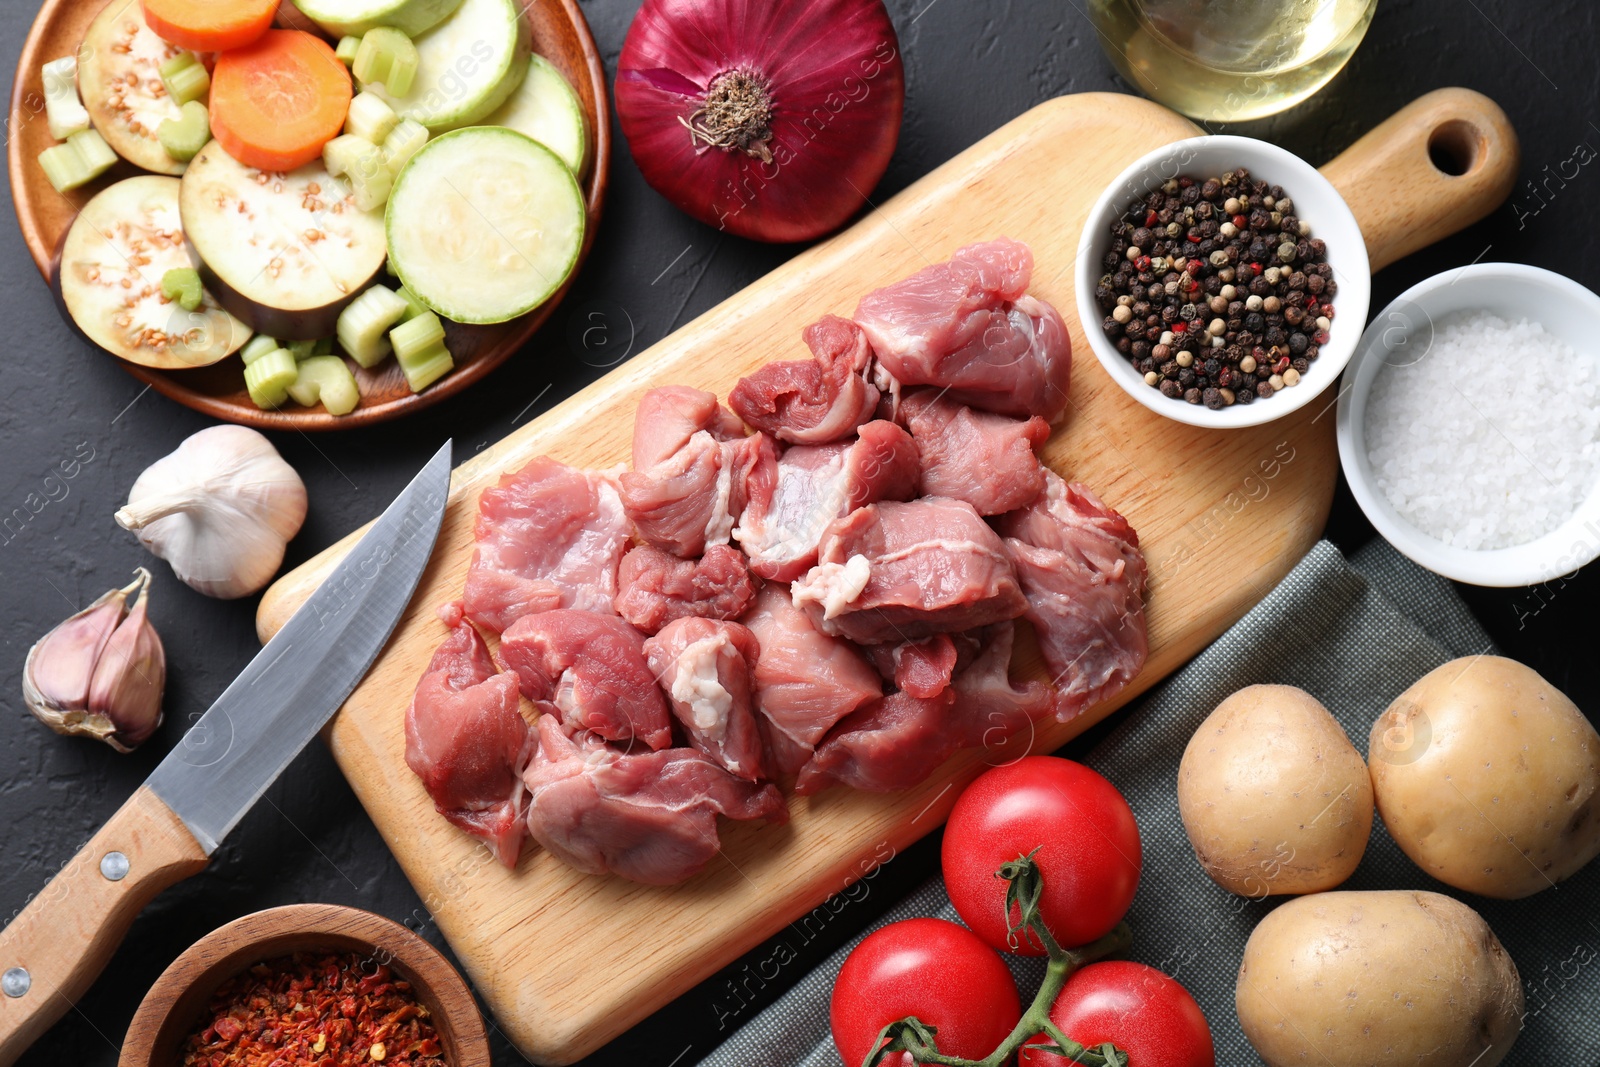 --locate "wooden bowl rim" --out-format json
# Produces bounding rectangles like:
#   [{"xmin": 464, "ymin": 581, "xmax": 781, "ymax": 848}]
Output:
[
  {"xmin": 117, "ymin": 903, "xmax": 490, "ymax": 1067},
  {"xmin": 7, "ymin": 0, "xmax": 612, "ymax": 432}
]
